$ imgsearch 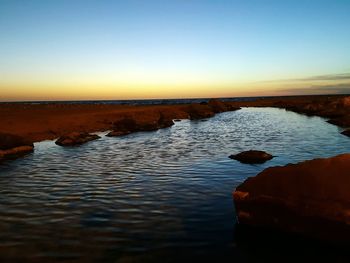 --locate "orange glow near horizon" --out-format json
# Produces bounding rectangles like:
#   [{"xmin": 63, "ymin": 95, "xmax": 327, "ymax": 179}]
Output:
[
  {"xmin": 1, "ymin": 1, "xmax": 349, "ymax": 101},
  {"xmin": 1, "ymin": 79, "xmax": 349, "ymax": 101}
]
